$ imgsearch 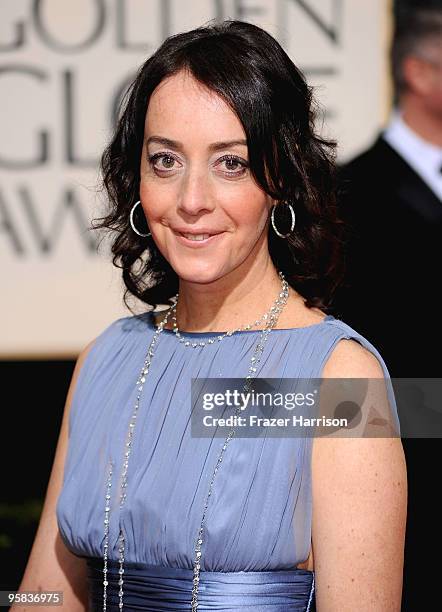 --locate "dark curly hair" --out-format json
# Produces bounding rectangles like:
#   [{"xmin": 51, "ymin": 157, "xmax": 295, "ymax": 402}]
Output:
[{"xmin": 92, "ymin": 19, "xmax": 345, "ymax": 313}]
